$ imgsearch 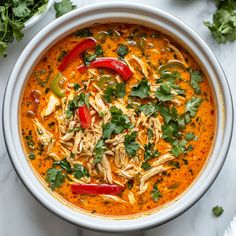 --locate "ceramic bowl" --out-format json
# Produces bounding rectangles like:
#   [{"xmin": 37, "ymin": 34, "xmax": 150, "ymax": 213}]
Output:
[{"xmin": 3, "ymin": 2, "xmax": 233, "ymax": 233}]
